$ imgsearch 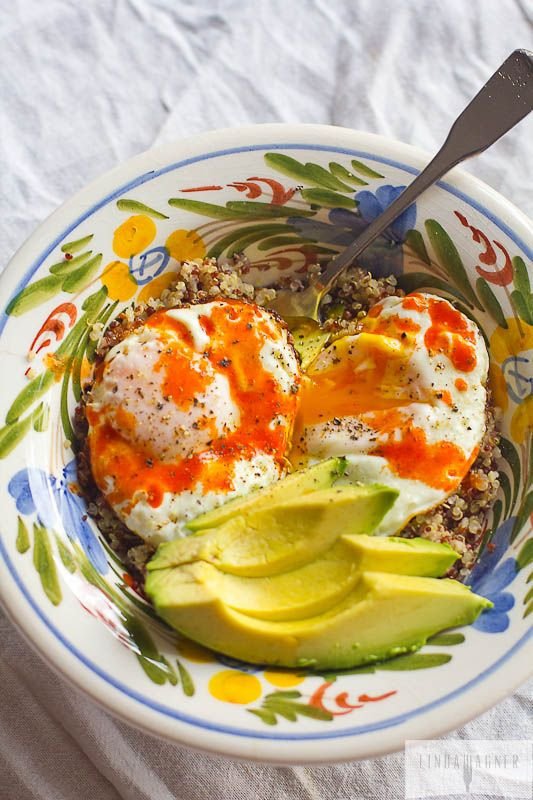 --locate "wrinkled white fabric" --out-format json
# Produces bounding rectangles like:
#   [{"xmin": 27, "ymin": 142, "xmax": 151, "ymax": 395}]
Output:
[{"xmin": 0, "ymin": 0, "xmax": 532, "ymax": 797}]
